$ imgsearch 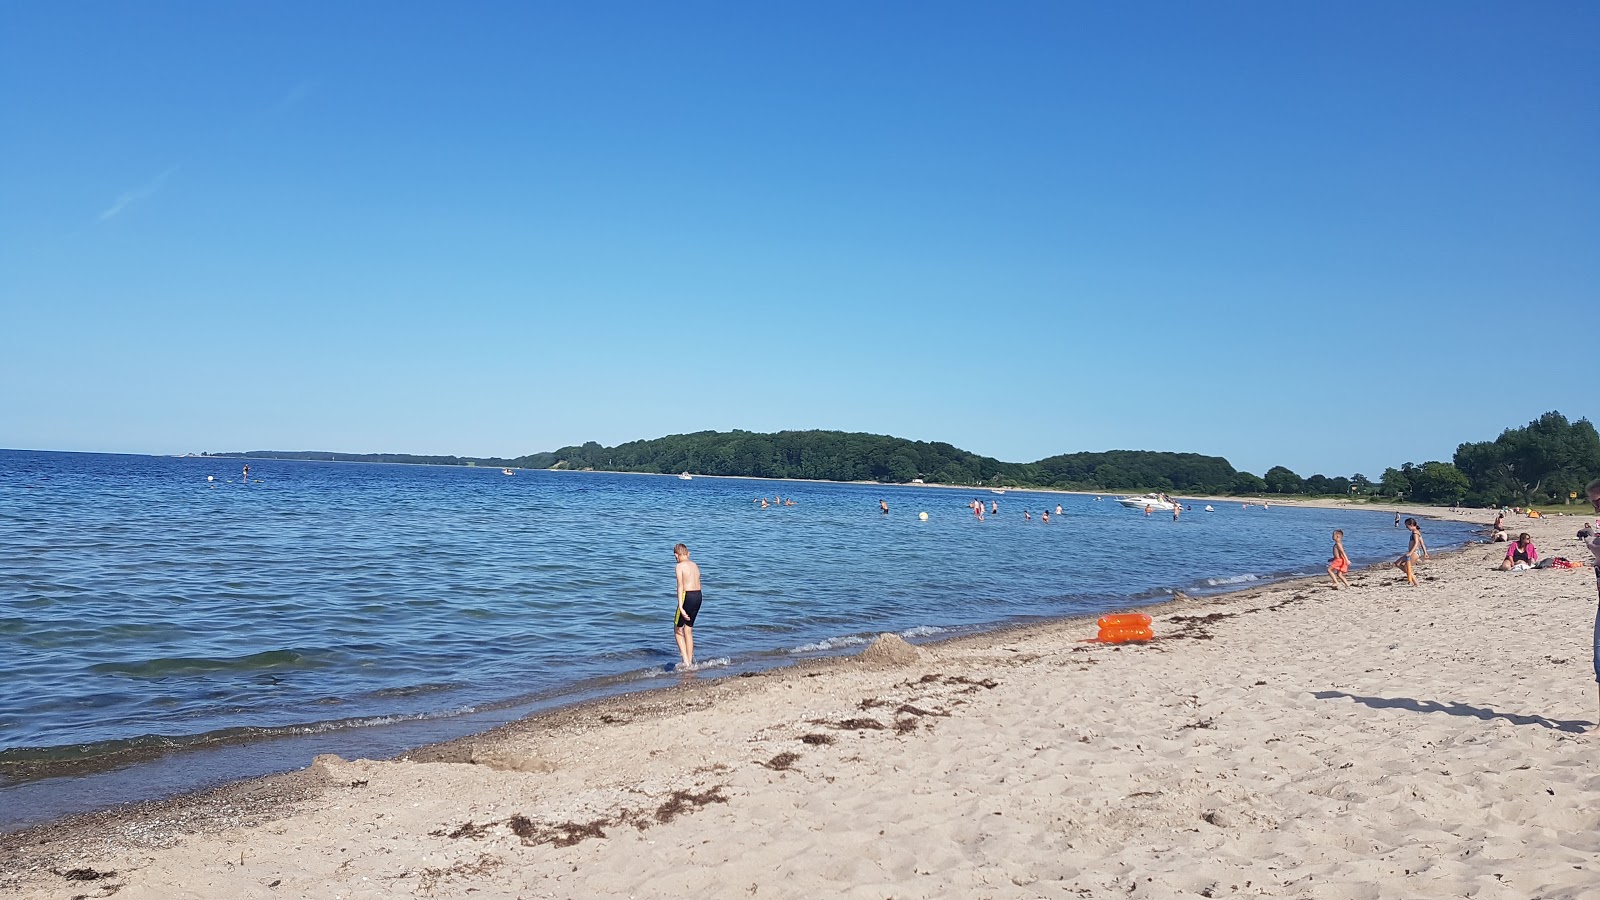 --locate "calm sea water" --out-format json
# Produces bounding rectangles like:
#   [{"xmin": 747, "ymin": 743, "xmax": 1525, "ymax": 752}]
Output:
[{"xmin": 0, "ymin": 450, "xmax": 1479, "ymax": 829}]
